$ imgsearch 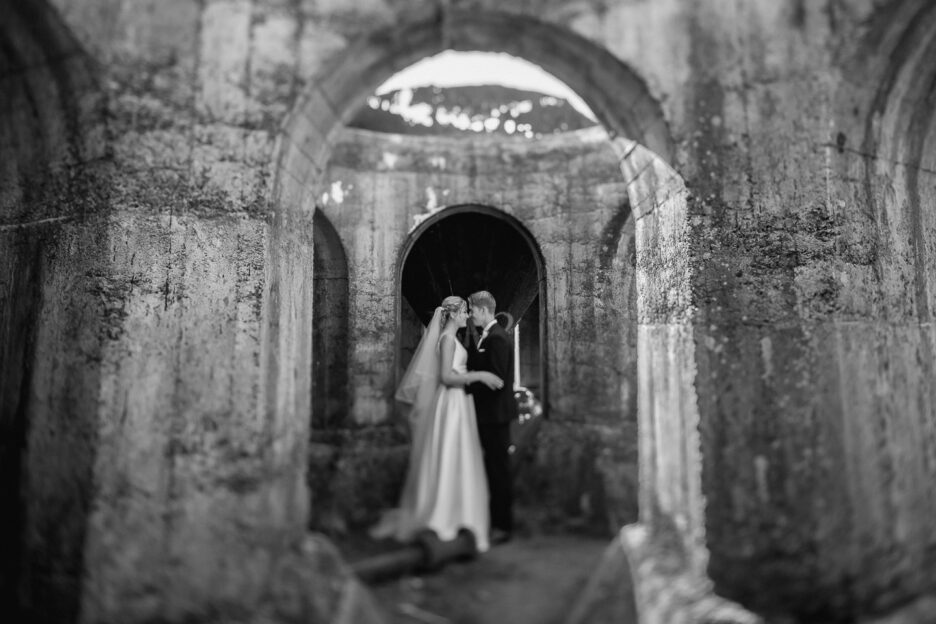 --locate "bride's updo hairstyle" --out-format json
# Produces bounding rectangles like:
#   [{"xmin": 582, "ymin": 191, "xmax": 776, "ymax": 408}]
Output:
[{"xmin": 439, "ymin": 296, "xmax": 466, "ymax": 328}]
